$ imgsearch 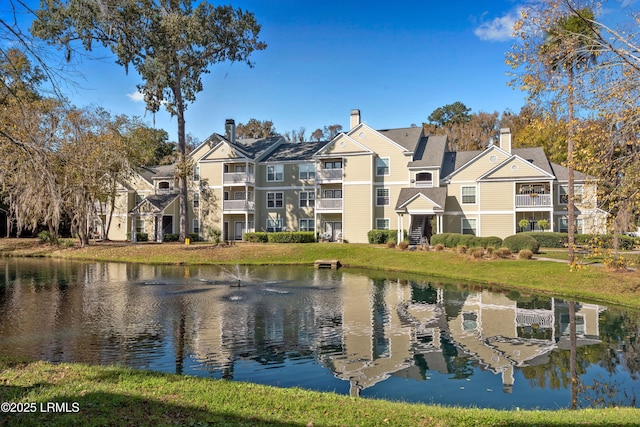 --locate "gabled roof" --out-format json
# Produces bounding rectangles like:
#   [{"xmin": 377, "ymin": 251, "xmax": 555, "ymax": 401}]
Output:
[
  {"xmin": 262, "ymin": 140, "xmax": 330, "ymax": 162},
  {"xmin": 137, "ymin": 164, "xmax": 177, "ymax": 185},
  {"xmin": 130, "ymin": 193, "xmax": 179, "ymax": 214},
  {"xmin": 479, "ymin": 153, "xmax": 555, "ymax": 181},
  {"xmin": 407, "ymin": 135, "xmax": 448, "ymax": 168},
  {"xmin": 377, "ymin": 126, "xmax": 424, "ymax": 153},
  {"xmin": 395, "ymin": 187, "xmax": 447, "ymax": 211},
  {"xmin": 511, "ymin": 147, "xmax": 554, "ymax": 176},
  {"xmin": 314, "ymin": 133, "xmax": 373, "ymax": 156},
  {"xmin": 234, "ymin": 136, "xmax": 283, "ymax": 160},
  {"xmin": 550, "ymin": 162, "xmax": 591, "ymax": 182}
]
